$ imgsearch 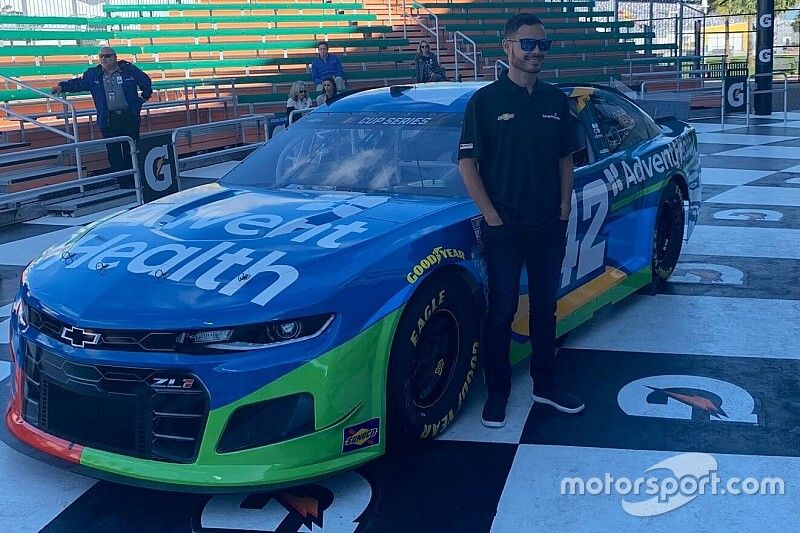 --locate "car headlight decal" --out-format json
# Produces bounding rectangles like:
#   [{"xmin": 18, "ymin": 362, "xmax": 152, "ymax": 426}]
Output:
[
  {"xmin": 178, "ymin": 314, "xmax": 334, "ymax": 352},
  {"xmin": 13, "ymin": 298, "xmax": 29, "ymax": 331}
]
